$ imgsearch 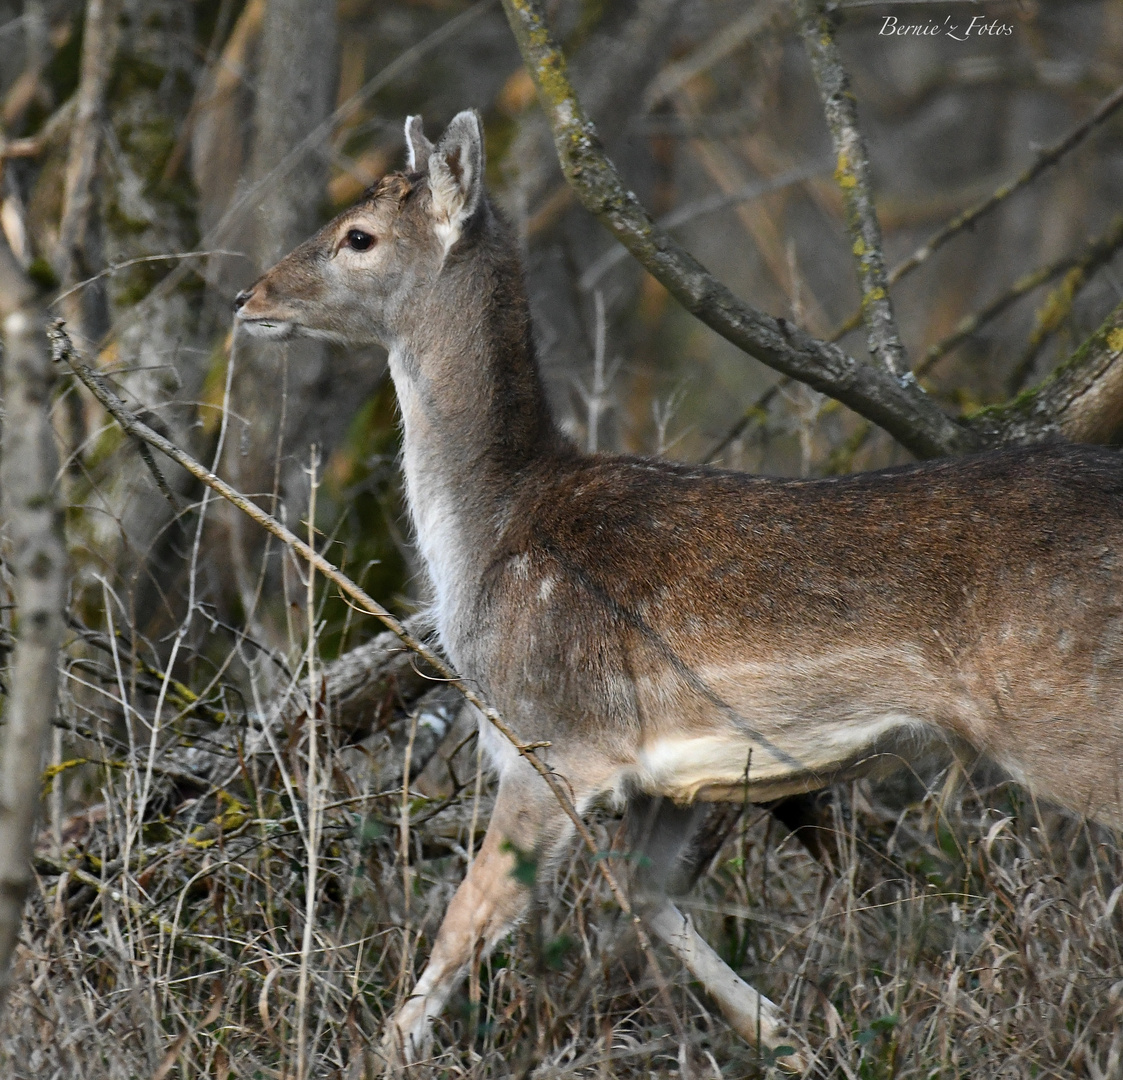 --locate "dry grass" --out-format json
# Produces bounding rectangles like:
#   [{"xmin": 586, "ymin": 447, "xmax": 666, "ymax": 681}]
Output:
[
  {"xmin": 1, "ymin": 592, "xmax": 1120, "ymax": 1080},
  {"xmin": 3, "ymin": 5, "xmax": 1123, "ymax": 1077},
  {"xmin": 1, "ymin": 399, "xmax": 1120, "ymax": 1080}
]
